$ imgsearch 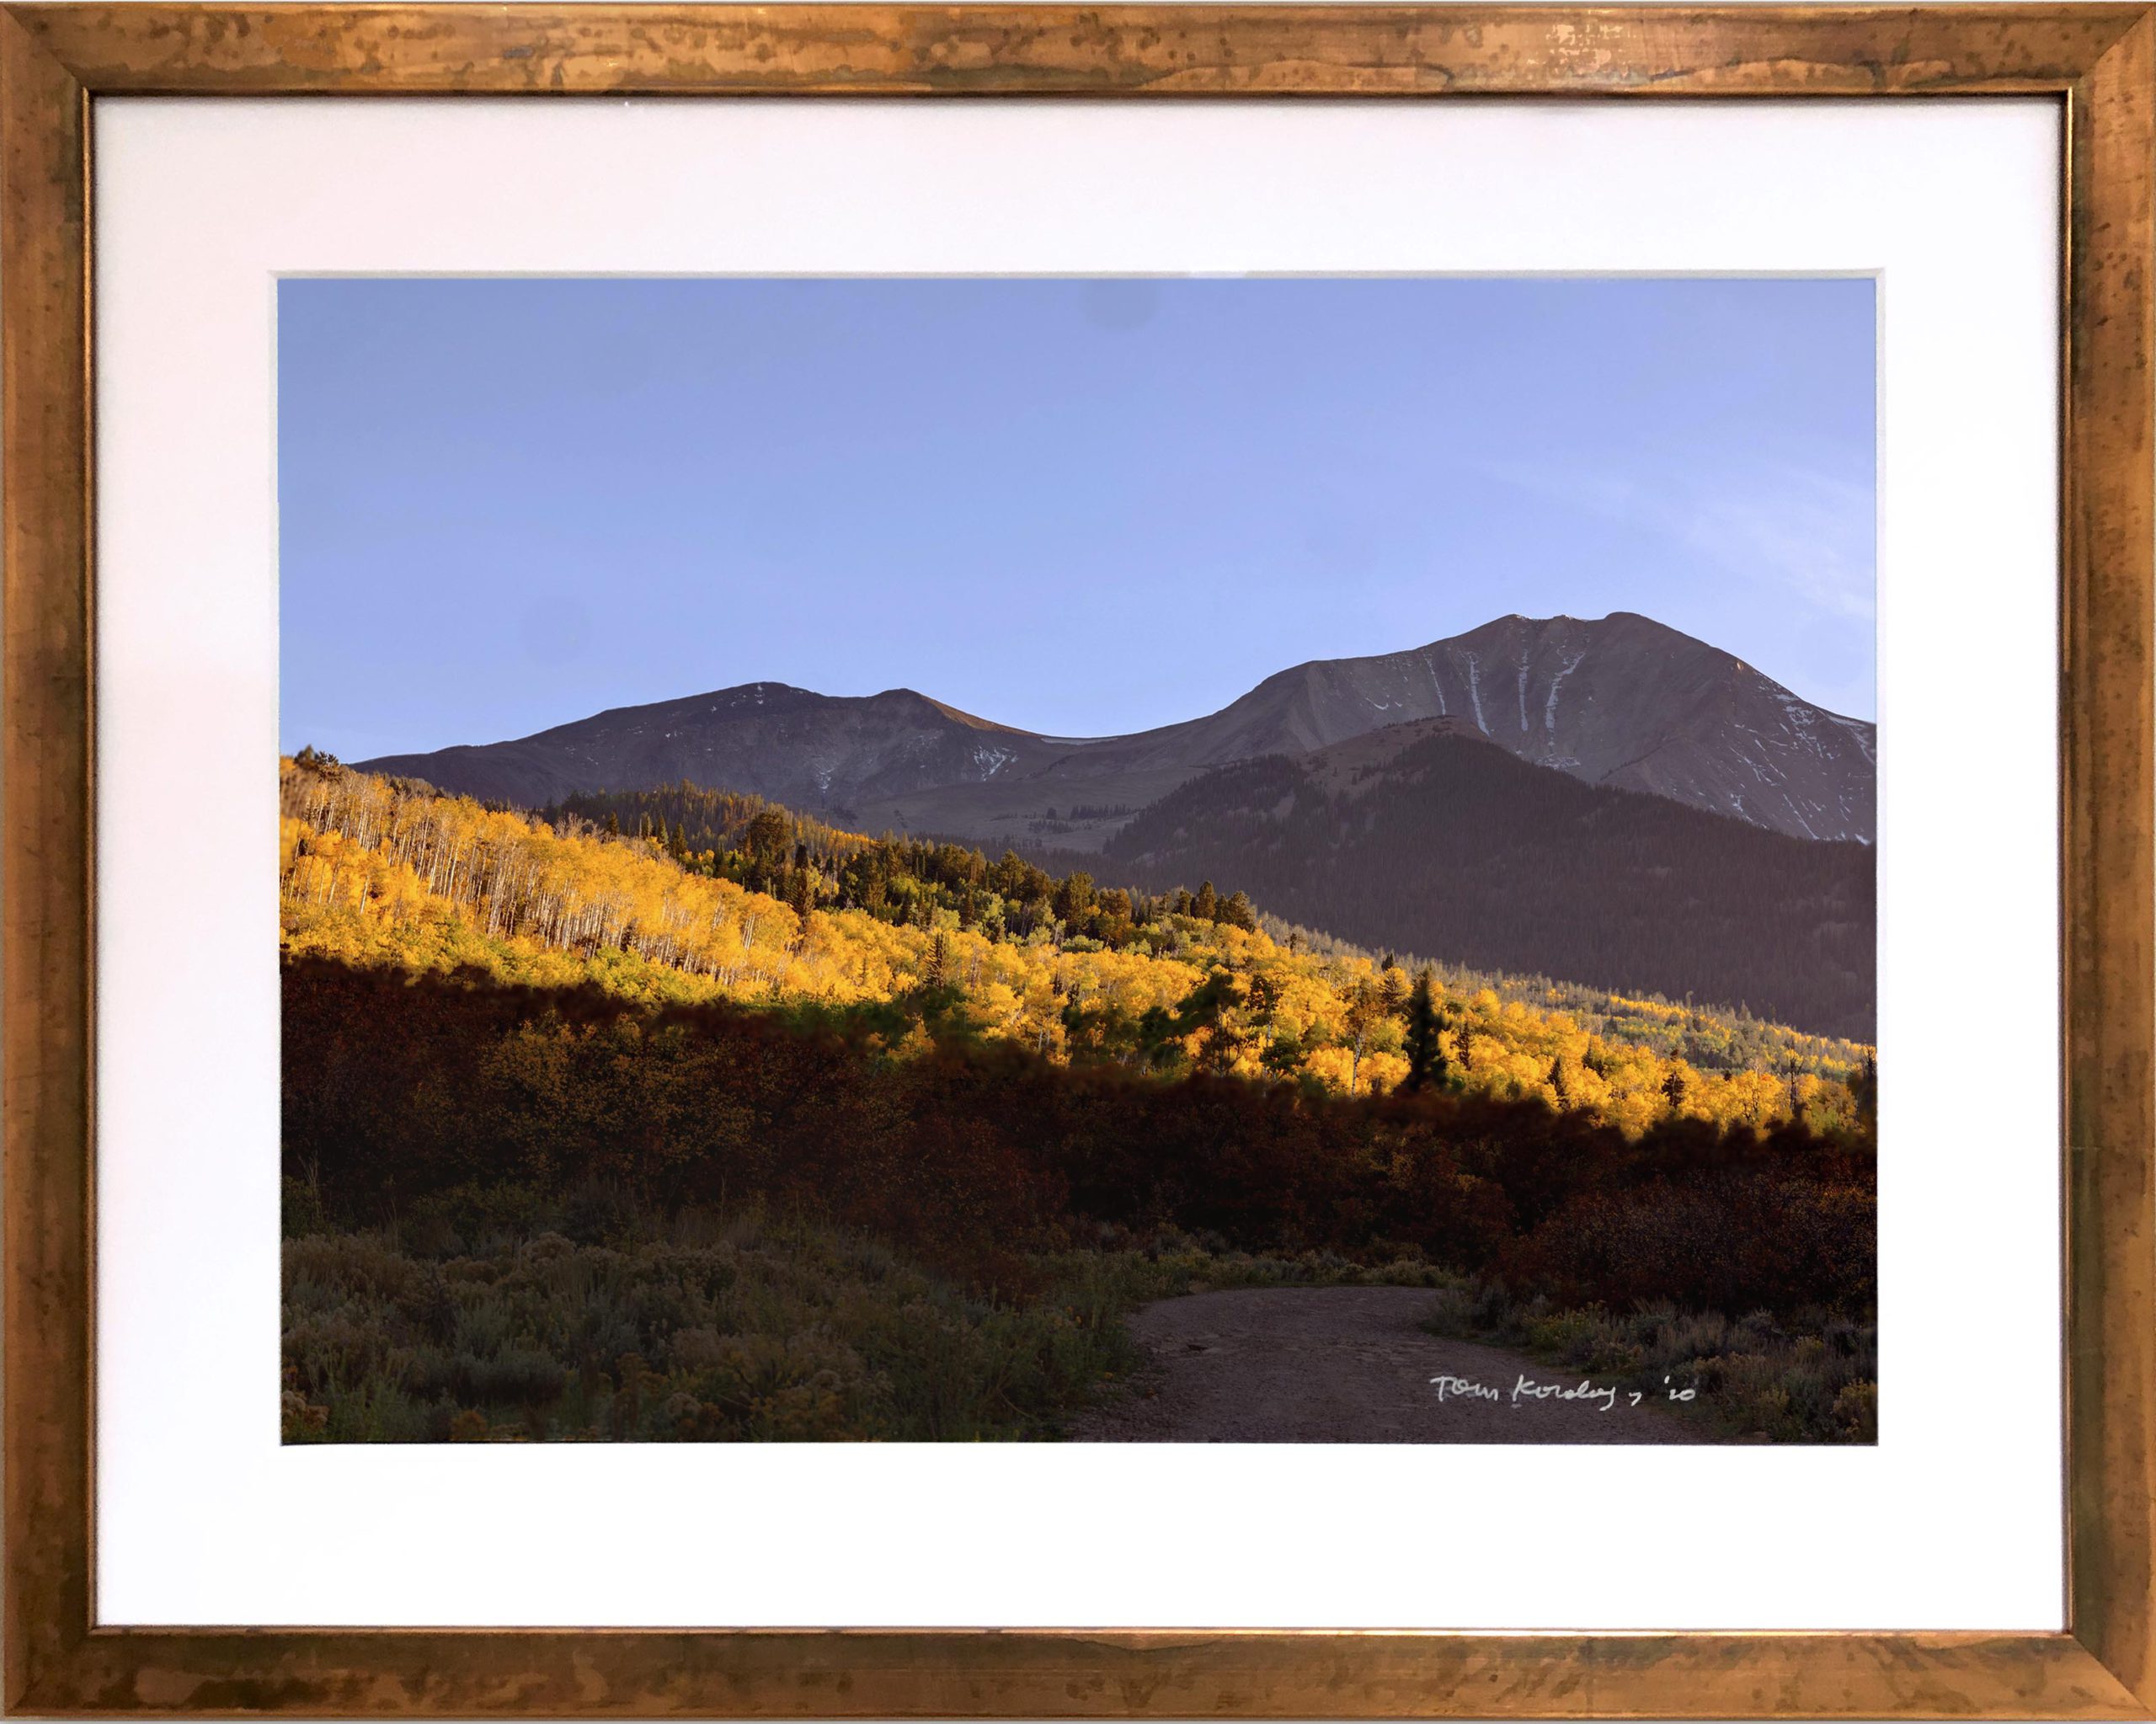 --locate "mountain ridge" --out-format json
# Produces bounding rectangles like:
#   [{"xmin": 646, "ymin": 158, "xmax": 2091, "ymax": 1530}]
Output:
[{"xmin": 357, "ymin": 611, "xmax": 1875, "ymax": 846}]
